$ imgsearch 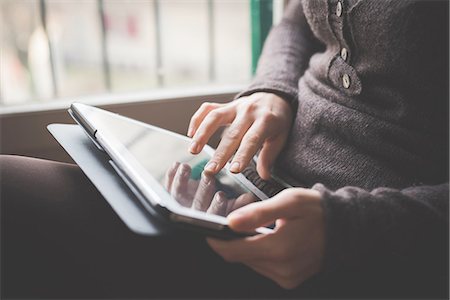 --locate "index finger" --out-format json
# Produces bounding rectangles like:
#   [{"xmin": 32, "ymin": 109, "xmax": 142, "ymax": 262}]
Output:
[
  {"xmin": 191, "ymin": 107, "xmax": 235, "ymax": 156},
  {"xmin": 187, "ymin": 102, "xmax": 222, "ymax": 137}
]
